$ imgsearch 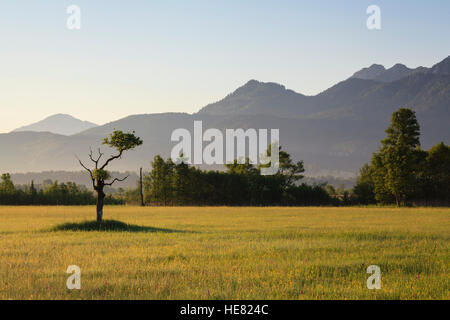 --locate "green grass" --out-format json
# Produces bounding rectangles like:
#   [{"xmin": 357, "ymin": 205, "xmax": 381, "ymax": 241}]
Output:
[{"xmin": 0, "ymin": 206, "xmax": 448, "ymax": 300}]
